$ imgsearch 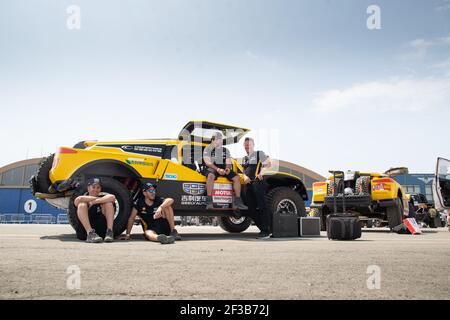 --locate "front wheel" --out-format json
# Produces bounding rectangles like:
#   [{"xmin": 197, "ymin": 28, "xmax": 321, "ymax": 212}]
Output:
[
  {"xmin": 266, "ymin": 186, "xmax": 307, "ymax": 218},
  {"xmin": 68, "ymin": 177, "xmax": 132, "ymax": 240},
  {"xmin": 219, "ymin": 216, "xmax": 252, "ymax": 233}
]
